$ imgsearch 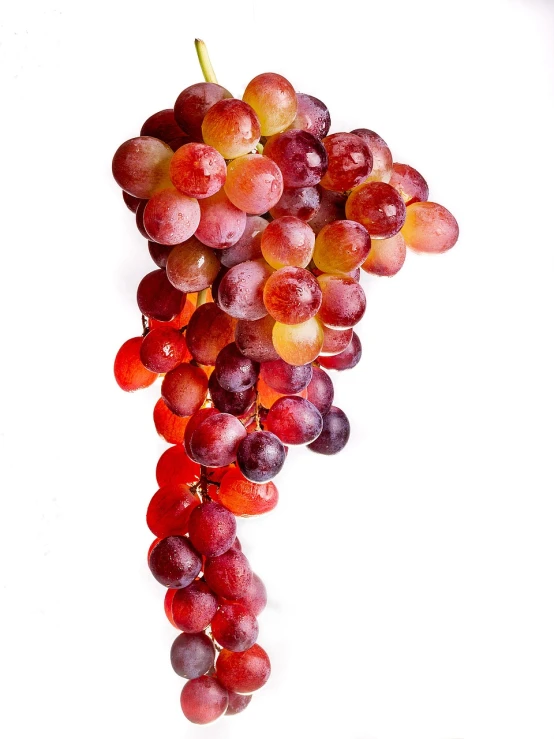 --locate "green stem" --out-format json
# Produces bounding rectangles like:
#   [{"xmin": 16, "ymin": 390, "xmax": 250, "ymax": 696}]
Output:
[
  {"xmin": 195, "ymin": 39, "xmax": 218, "ymax": 83},
  {"xmin": 196, "ymin": 288, "xmax": 209, "ymax": 307}
]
